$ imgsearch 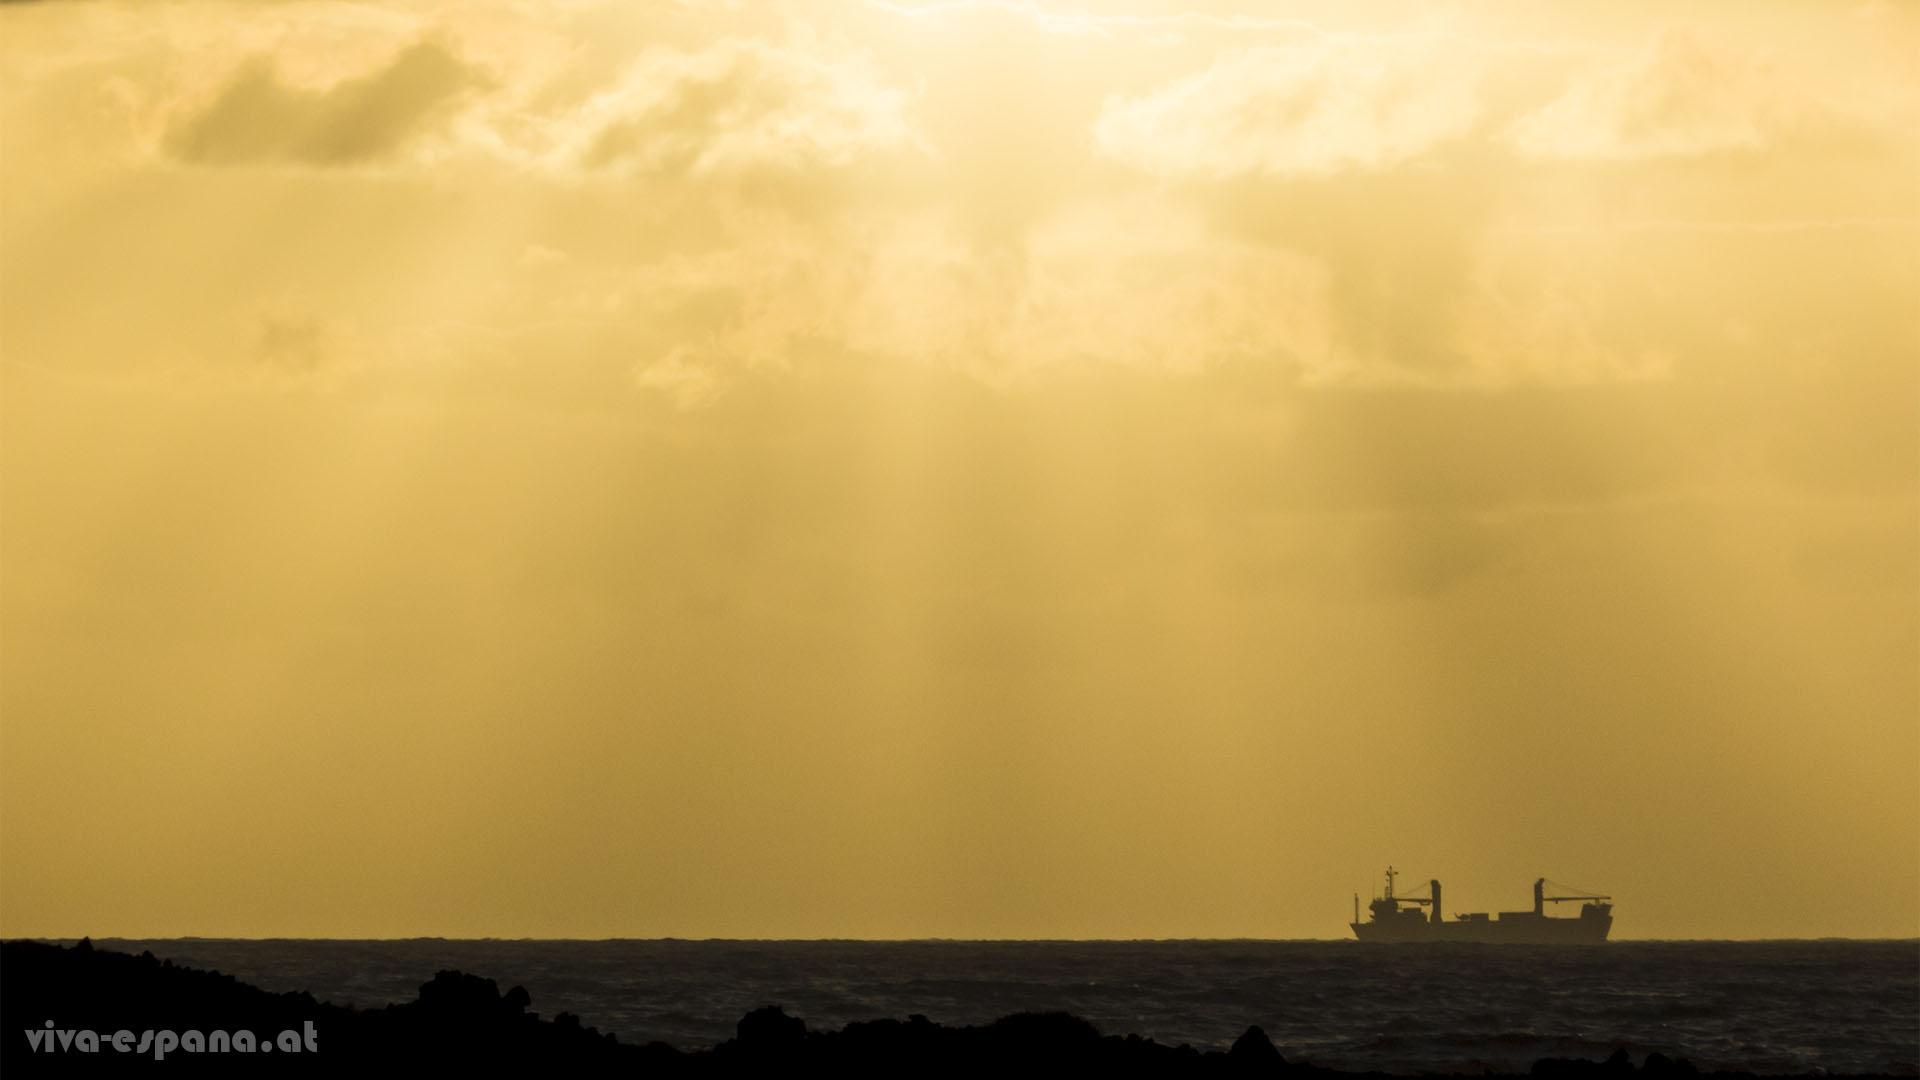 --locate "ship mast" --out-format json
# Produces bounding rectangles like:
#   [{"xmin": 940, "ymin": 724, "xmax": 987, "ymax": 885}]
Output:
[{"xmin": 1384, "ymin": 865, "xmax": 1397, "ymax": 901}]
